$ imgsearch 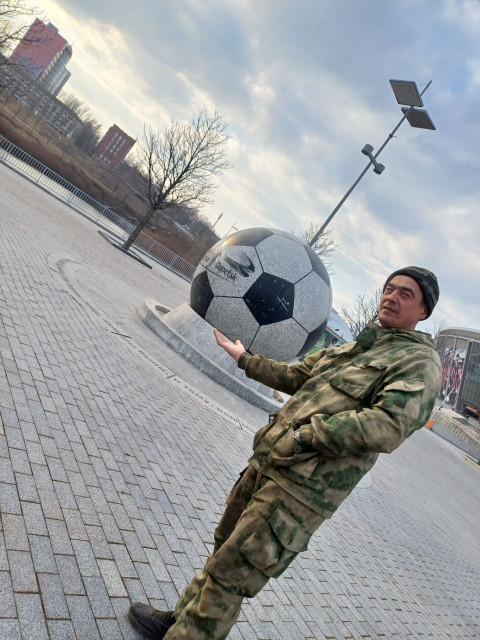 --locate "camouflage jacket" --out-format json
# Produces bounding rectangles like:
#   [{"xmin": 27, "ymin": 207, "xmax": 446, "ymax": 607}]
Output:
[{"xmin": 238, "ymin": 322, "xmax": 442, "ymax": 518}]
